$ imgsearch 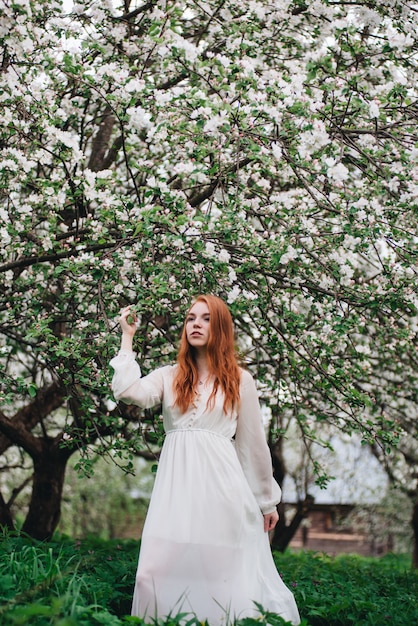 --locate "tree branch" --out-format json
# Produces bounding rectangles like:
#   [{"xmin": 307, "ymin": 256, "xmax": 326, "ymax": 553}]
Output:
[
  {"xmin": 188, "ymin": 156, "xmax": 252, "ymax": 207},
  {"xmin": 0, "ymin": 381, "xmax": 64, "ymax": 455},
  {"xmin": 0, "ymin": 241, "xmax": 118, "ymax": 274}
]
